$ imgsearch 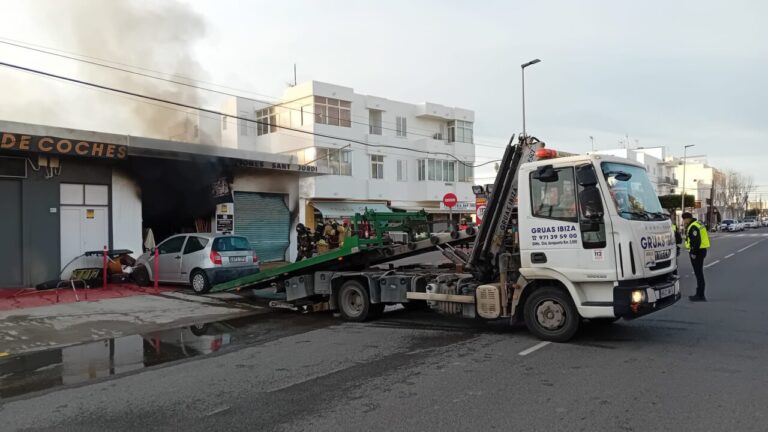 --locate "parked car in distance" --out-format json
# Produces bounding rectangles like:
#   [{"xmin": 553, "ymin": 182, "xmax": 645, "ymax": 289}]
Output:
[
  {"xmin": 734, "ymin": 220, "xmax": 746, "ymax": 231},
  {"xmin": 744, "ymin": 217, "xmax": 760, "ymax": 229},
  {"xmin": 719, "ymin": 219, "xmax": 735, "ymax": 232},
  {"xmin": 133, "ymin": 233, "xmax": 260, "ymax": 294}
]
